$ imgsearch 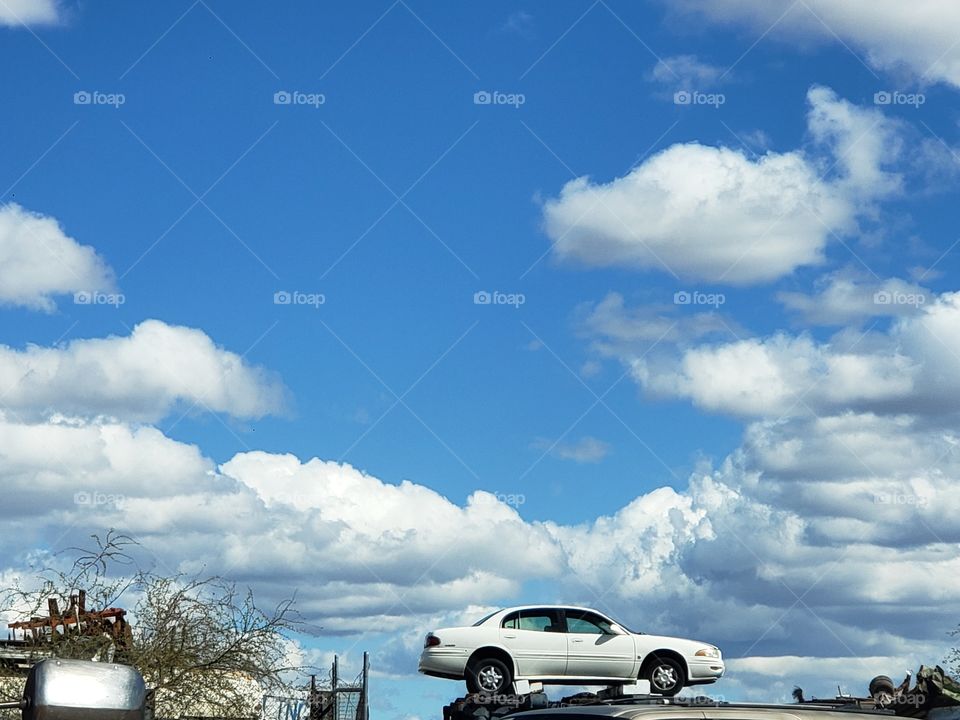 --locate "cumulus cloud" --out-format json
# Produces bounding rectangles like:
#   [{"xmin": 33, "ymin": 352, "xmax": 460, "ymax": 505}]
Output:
[
  {"xmin": 0, "ymin": 0, "xmax": 60, "ymax": 26},
  {"xmin": 778, "ymin": 271, "xmax": 932, "ymax": 325},
  {"xmin": 724, "ymin": 653, "xmax": 936, "ymax": 703},
  {"xmin": 670, "ymin": 0, "xmax": 960, "ymax": 90},
  {"xmin": 542, "ymin": 87, "xmax": 900, "ymax": 284},
  {"xmin": 0, "ymin": 417, "xmax": 563, "ymax": 633},
  {"xmin": 625, "ymin": 291, "xmax": 960, "ymax": 419},
  {"xmin": 2, "ymin": 404, "xmax": 958, "ymax": 720},
  {"xmin": 4, "ymin": 406, "xmax": 959, "ymax": 659},
  {"xmin": 0, "ymin": 320, "xmax": 287, "ymax": 422},
  {"xmin": 0, "ymin": 204, "xmax": 115, "ymax": 311}
]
